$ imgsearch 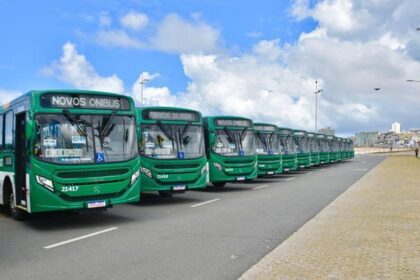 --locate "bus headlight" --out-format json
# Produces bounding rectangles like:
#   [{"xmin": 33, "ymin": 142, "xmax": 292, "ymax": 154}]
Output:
[
  {"xmin": 201, "ymin": 165, "xmax": 207, "ymax": 175},
  {"xmin": 213, "ymin": 162, "xmax": 222, "ymax": 171},
  {"xmin": 140, "ymin": 167, "xmax": 152, "ymax": 178},
  {"xmin": 131, "ymin": 170, "xmax": 140, "ymax": 184},
  {"xmin": 36, "ymin": 175, "xmax": 54, "ymax": 192}
]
